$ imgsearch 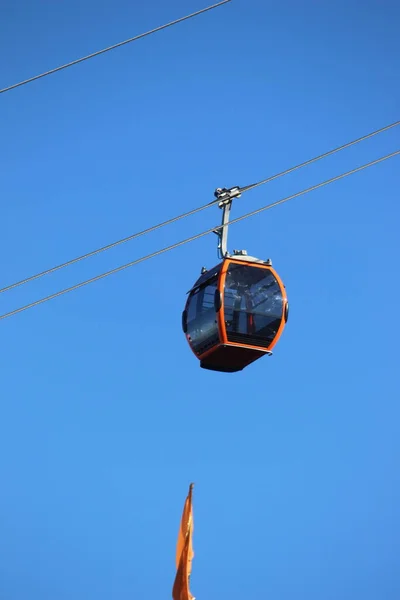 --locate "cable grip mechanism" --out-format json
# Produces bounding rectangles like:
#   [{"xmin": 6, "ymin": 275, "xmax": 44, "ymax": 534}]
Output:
[{"xmin": 214, "ymin": 186, "xmax": 241, "ymax": 206}]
